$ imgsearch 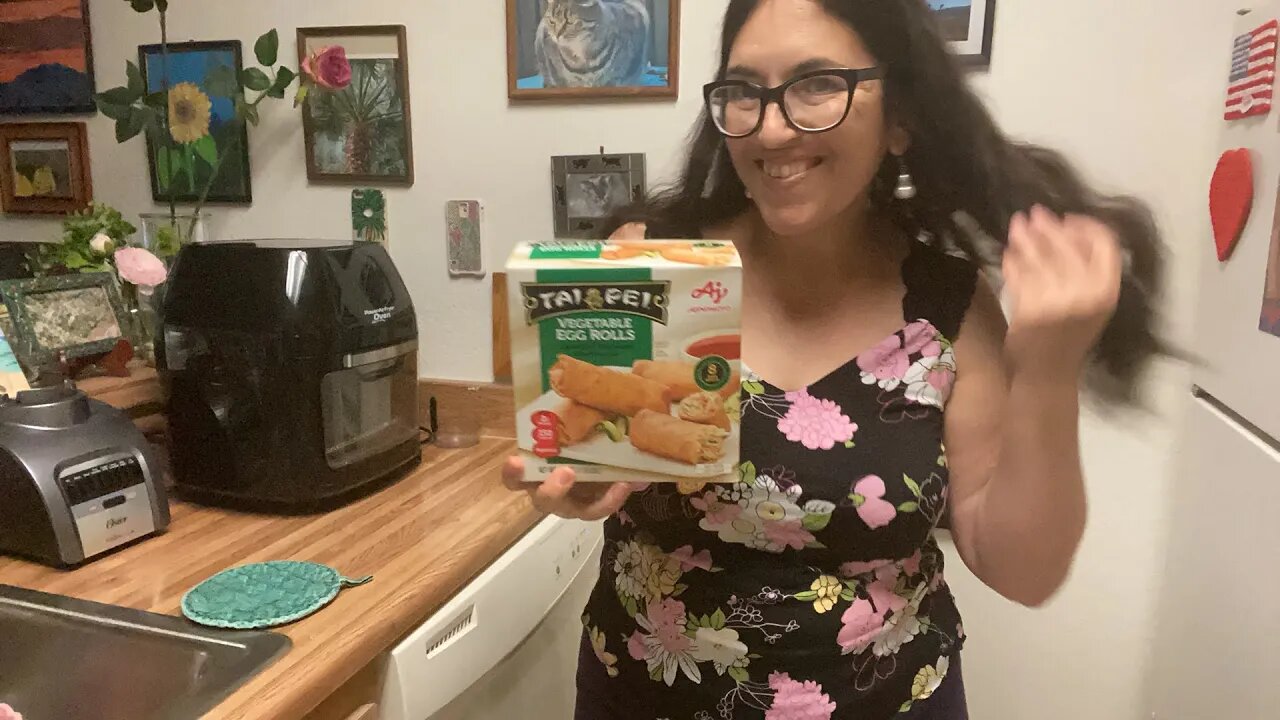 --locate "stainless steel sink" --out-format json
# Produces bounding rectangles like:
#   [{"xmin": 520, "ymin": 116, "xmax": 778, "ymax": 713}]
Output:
[{"xmin": 0, "ymin": 584, "xmax": 290, "ymax": 720}]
